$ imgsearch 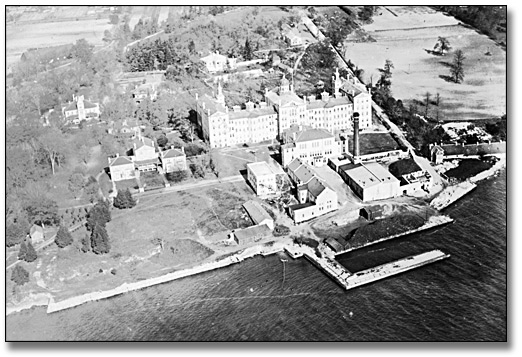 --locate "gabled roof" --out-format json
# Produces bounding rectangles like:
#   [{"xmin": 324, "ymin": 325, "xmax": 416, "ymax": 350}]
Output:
[
  {"xmin": 228, "ymin": 106, "xmax": 277, "ymax": 120},
  {"xmin": 133, "ymin": 137, "xmax": 155, "ymax": 150},
  {"xmin": 243, "ymin": 201, "xmax": 273, "ymax": 225},
  {"xmin": 63, "ymin": 99, "xmax": 99, "ymax": 112},
  {"xmin": 287, "ymin": 158, "xmax": 304, "ymax": 172},
  {"xmin": 198, "ymin": 93, "xmax": 227, "ymax": 116},
  {"xmin": 234, "ymin": 223, "xmax": 272, "ymax": 241},
  {"xmin": 161, "ymin": 148, "xmax": 185, "ymax": 159},
  {"xmin": 200, "ymin": 51, "xmax": 228, "ymax": 64},
  {"xmin": 287, "ymin": 128, "xmax": 334, "ymax": 143},
  {"xmin": 293, "ymin": 165, "xmax": 315, "ymax": 185},
  {"xmin": 266, "ymin": 89, "xmax": 304, "ymax": 107},
  {"xmin": 30, "ymin": 225, "xmax": 44, "ymax": 235},
  {"xmin": 109, "ymin": 156, "xmax": 134, "ymax": 167},
  {"xmin": 306, "ymin": 176, "xmax": 327, "ymax": 198}
]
